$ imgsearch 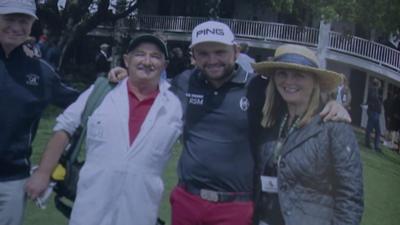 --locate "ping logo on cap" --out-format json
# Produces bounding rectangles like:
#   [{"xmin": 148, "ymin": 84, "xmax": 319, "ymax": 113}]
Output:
[
  {"xmin": 190, "ymin": 21, "xmax": 235, "ymax": 48},
  {"xmin": 196, "ymin": 28, "xmax": 225, "ymax": 37}
]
